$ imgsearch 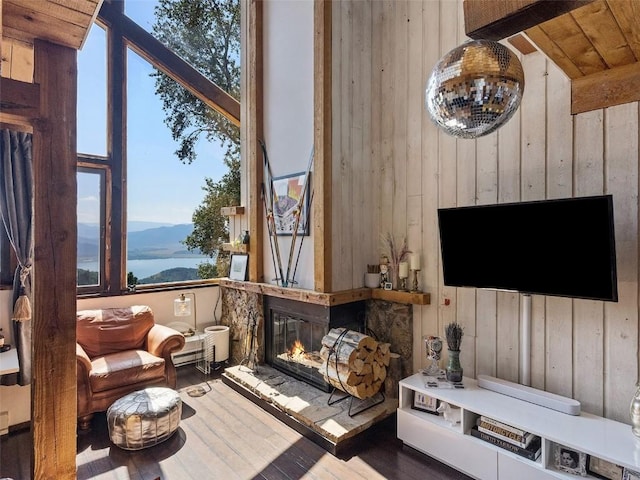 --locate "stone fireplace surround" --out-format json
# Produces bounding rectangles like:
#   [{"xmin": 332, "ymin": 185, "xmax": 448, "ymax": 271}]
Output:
[
  {"xmin": 219, "ymin": 280, "xmax": 415, "ymax": 453},
  {"xmin": 219, "ymin": 280, "xmax": 414, "ymax": 387}
]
